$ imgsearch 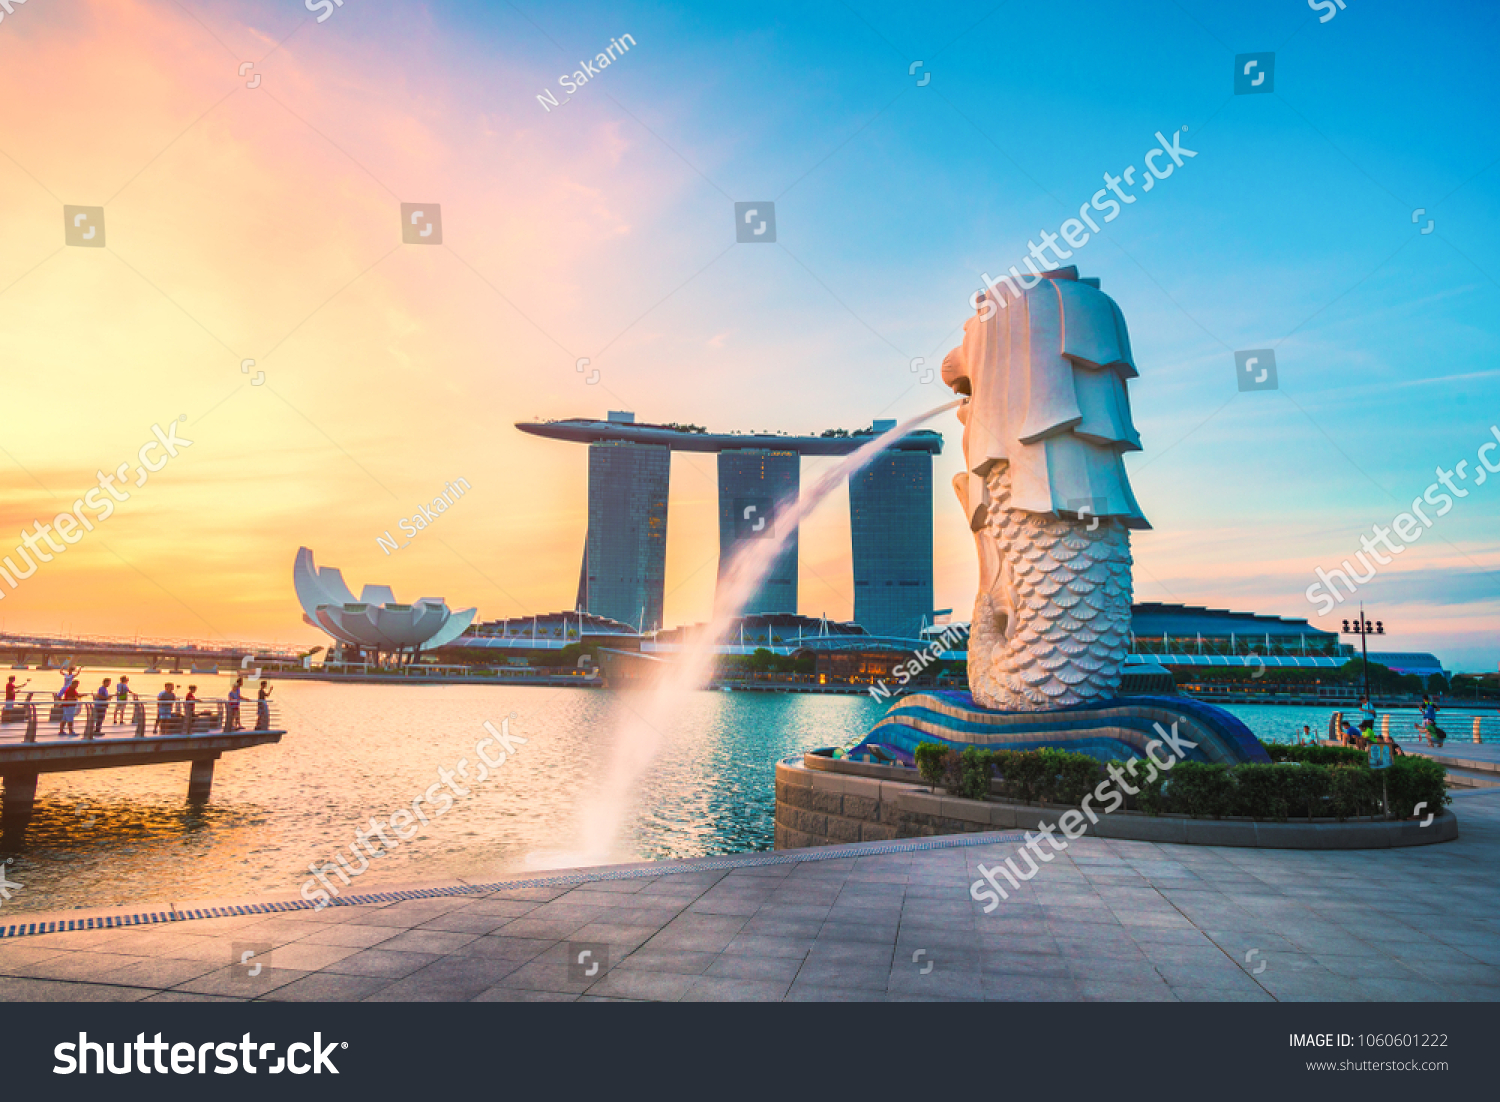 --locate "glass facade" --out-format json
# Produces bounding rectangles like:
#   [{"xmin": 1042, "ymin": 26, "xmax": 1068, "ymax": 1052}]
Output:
[
  {"xmin": 576, "ymin": 440, "xmax": 670, "ymax": 632},
  {"xmin": 716, "ymin": 449, "xmax": 799, "ymax": 615},
  {"xmin": 849, "ymin": 450, "xmax": 934, "ymax": 639}
]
